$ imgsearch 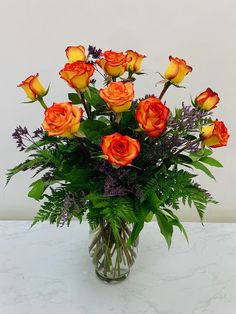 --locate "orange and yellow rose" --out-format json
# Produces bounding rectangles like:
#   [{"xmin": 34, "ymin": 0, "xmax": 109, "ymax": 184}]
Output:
[
  {"xmin": 136, "ymin": 97, "xmax": 169, "ymax": 137},
  {"xmin": 97, "ymin": 50, "xmax": 129, "ymax": 77},
  {"xmin": 99, "ymin": 82, "xmax": 134, "ymax": 113},
  {"xmin": 18, "ymin": 73, "xmax": 46, "ymax": 101},
  {"xmin": 59, "ymin": 61, "xmax": 94, "ymax": 90},
  {"xmin": 42, "ymin": 102, "xmax": 83, "ymax": 137},
  {"xmin": 126, "ymin": 50, "xmax": 146, "ymax": 73},
  {"xmin": 164, "ymin": 56, "xmax": 192, "ymax": 84},
  {"xmin": 101, "ymin": 133, "xmax": 140, "ymax": 166},
  {"xmin": 65, "ymin": 45, "xmax": 86, "ymax": 63},
  {"xmin": 201, "ymin": 121, "xmax": 229, "ymax": 148},
  {"xmin": 195, "ymin": 88, "xmax": 220, "ymax": 111}
]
